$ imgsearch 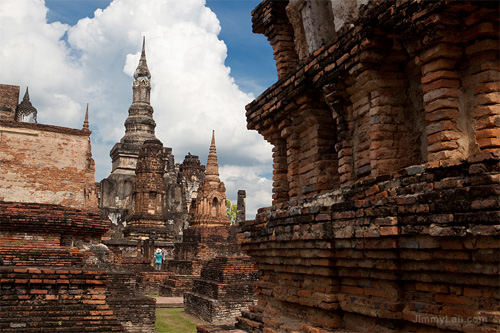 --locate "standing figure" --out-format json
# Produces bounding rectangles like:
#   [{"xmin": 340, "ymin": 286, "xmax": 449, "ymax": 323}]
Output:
[{"xmin": 154, "ymin": 249, "xmax": 163, "ymax": 271}]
